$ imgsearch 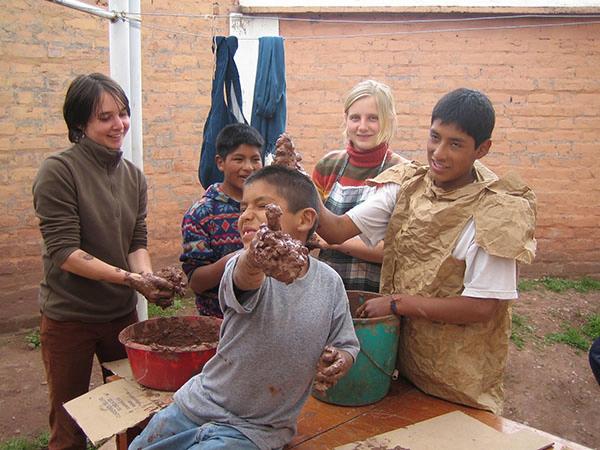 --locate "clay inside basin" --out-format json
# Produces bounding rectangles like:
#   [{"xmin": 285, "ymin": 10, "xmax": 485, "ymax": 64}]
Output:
[{"xmin": 120, "ymin": 316, "xmax": 220, "ymax": 353}]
